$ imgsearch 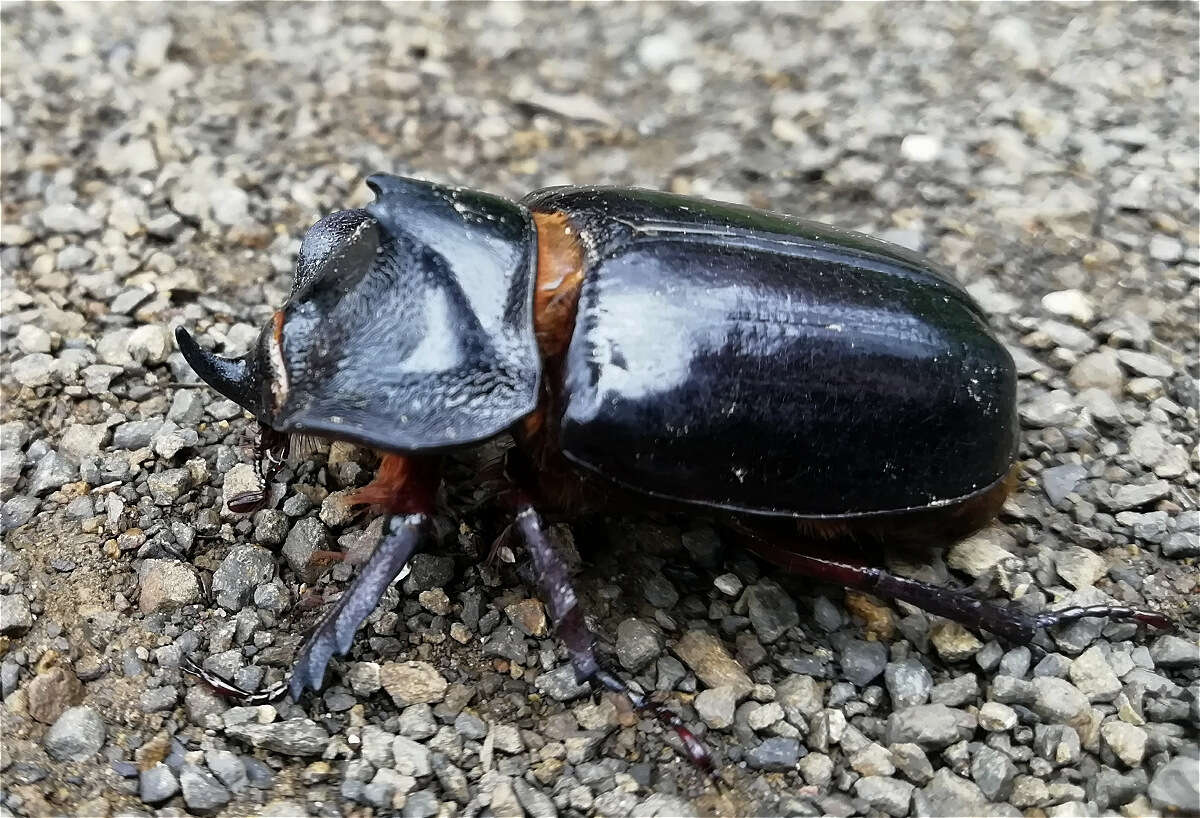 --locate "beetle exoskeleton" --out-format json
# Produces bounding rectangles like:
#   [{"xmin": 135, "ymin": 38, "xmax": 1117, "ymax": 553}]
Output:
[{"xmin": 175, "ymin": 175, "xmax": 1168, "ymax": 770}]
